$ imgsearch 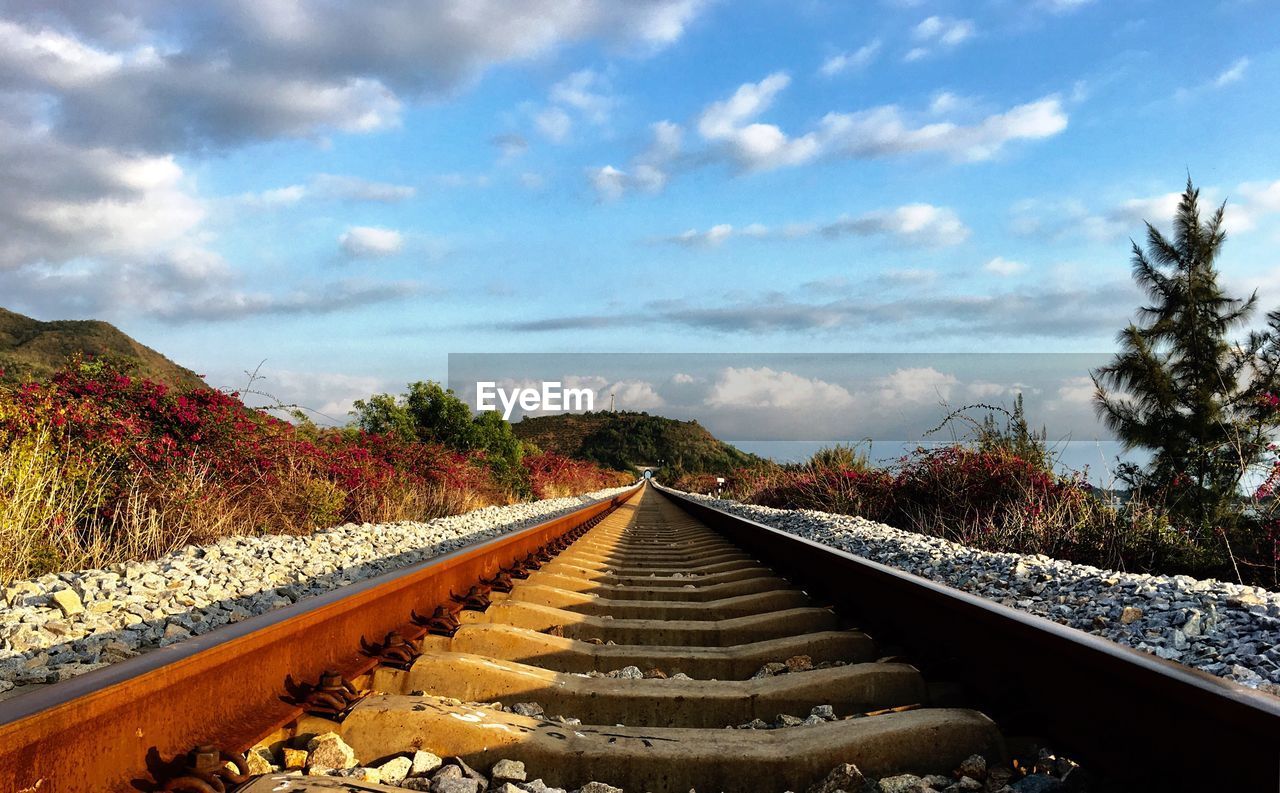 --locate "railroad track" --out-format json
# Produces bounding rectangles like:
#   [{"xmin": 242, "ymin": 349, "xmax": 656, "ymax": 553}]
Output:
[{"xmin": 2, "ymin": 482, "xmax": 1278, "ymax": 792}]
